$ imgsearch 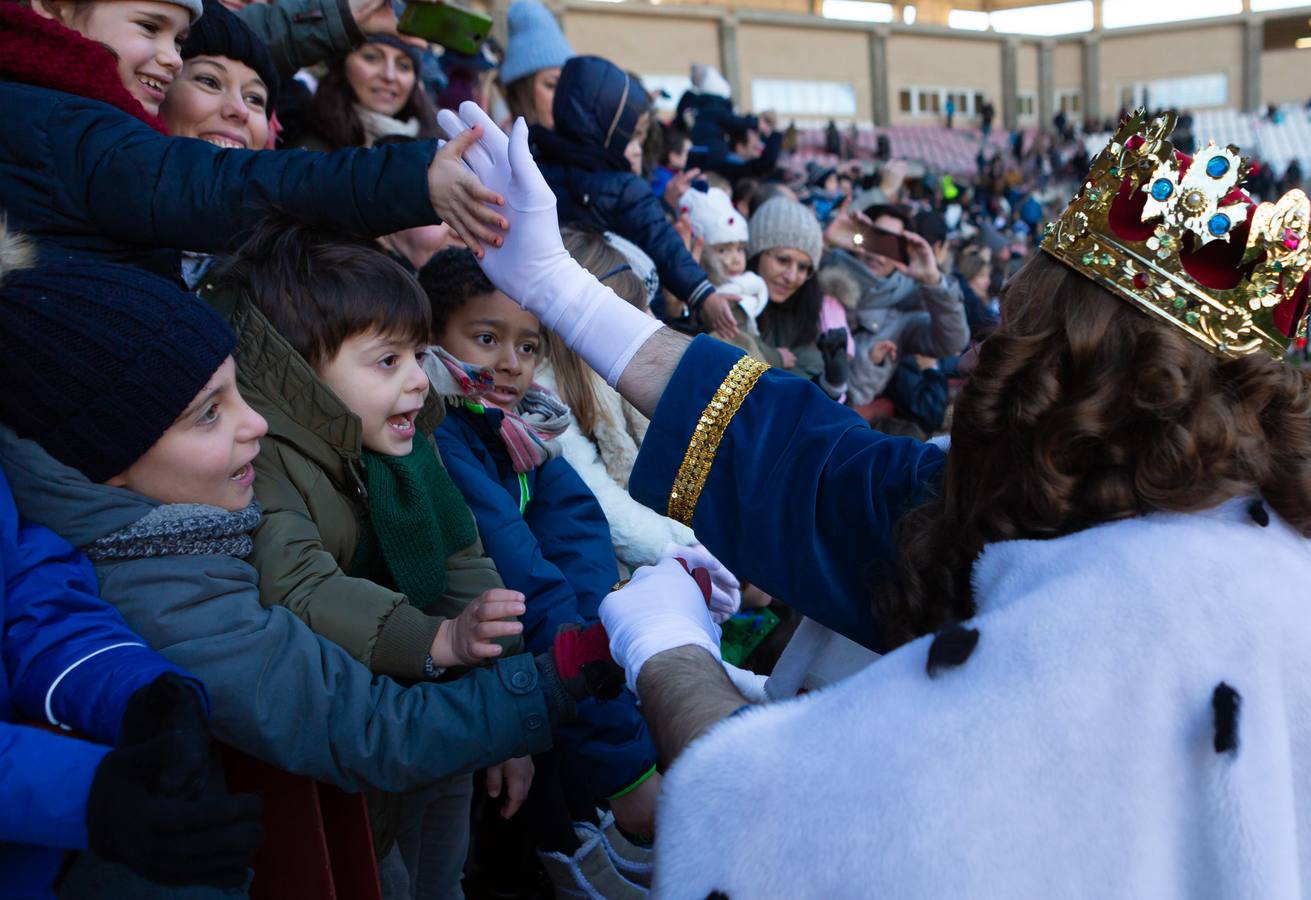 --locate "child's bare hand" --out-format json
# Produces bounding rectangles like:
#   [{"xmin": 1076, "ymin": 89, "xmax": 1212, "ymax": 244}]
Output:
[
  {"xmin": 429, "ymin": 589, "xmax": 525, "ymax": 668},
  {"xmin": 869, "ymin": 340, "xmax": 898, "ymax": 365},
  {"xmin": 610, "ymin": 770, "xmax": 661, "ymax": 840},
  {"xmin": 486, "ymin": 756, "xmax": 534, "ymax": 819},
  {"xmin": 428, "ymin": 127, "xmax": 507, "ymax": 257},
  {"xmin": 703, "ymin": 292, "xmax": 738, "ymax": 338},
  {"xmin": 778, "ymin": 347, "xmax": 798, "ymax": 369}
]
